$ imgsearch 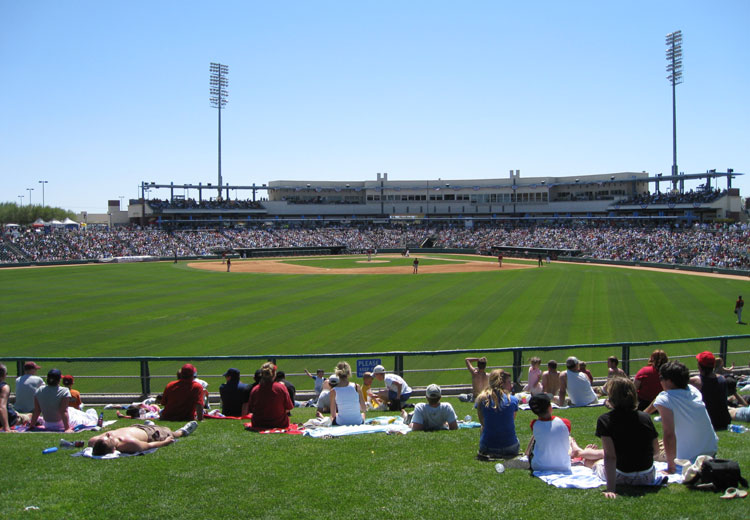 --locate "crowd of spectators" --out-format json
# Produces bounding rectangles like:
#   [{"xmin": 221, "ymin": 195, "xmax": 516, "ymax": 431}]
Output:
[
  {"xmin": 148, "ymin": 198, "xmax": 263, "ymax": 211},
  {"xmin": 619, "ymin": 189, "xmax": 727, "ymax": 206},
  {"xmin": 2, "ymin": 222, "xmax": 749, "ymax": 270}
]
